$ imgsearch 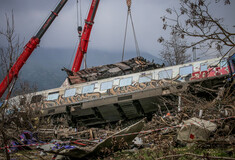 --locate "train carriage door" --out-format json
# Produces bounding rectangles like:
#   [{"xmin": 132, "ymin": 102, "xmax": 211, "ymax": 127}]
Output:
[{"xmin": 228, "ymin": 54, "xmax": 235, "ymax": 77}]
